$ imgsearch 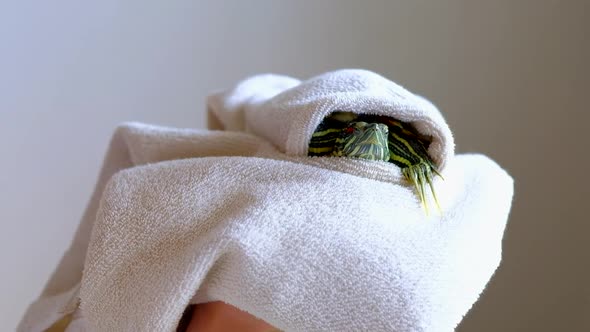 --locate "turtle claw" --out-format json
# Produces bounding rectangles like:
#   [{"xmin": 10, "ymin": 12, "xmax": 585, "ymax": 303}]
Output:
[{"xmin": 403, "ymin": 162, "xmax": 442, "ymax": 215}]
